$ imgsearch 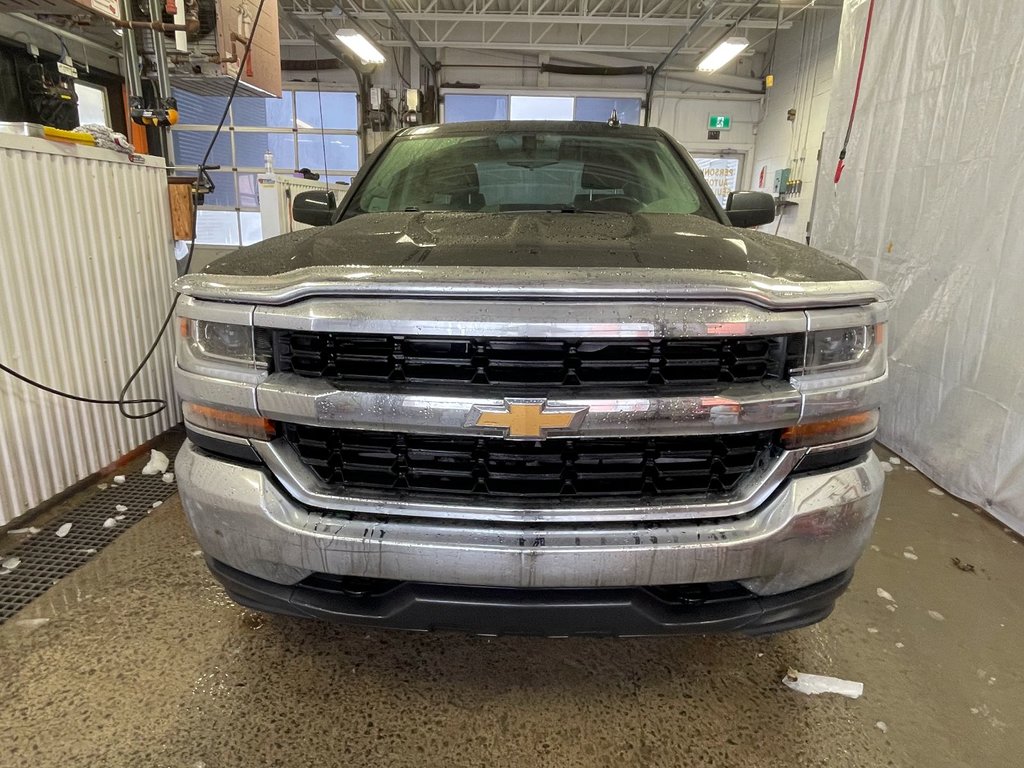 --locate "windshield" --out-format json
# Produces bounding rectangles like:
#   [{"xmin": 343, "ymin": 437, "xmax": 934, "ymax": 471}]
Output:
[{"xmin": 347, "ymin": 128, "xmax": 715, "ymax": 218}]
